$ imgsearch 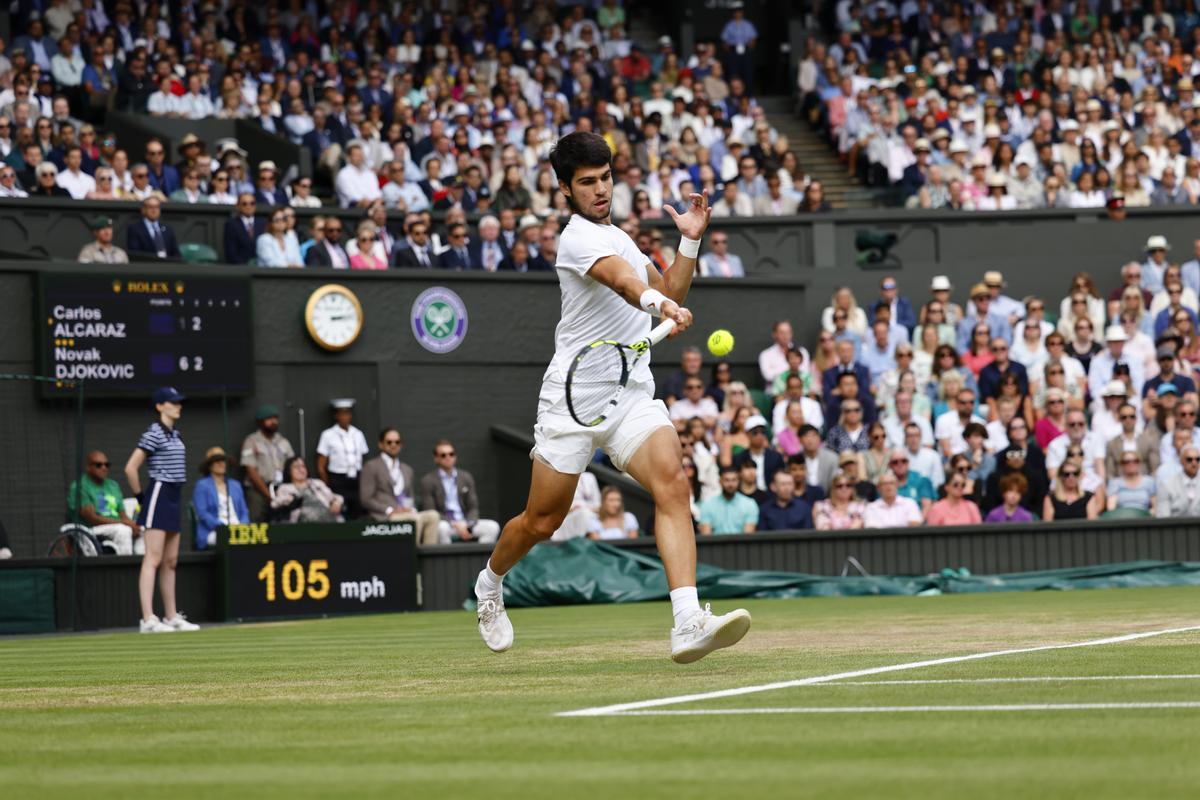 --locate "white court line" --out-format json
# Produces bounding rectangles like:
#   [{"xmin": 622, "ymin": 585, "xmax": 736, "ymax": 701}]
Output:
[
  {"xmin": 611, "ymin": 702, "xmax": 1200, "ymax": 717},
  {"xmin": 556, "ymin": 625, "xmax": 1200, "ymax": 718},
  {"xmin": 825, "ymin": 674, "xmax": 1200, "ymax": 687}
]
